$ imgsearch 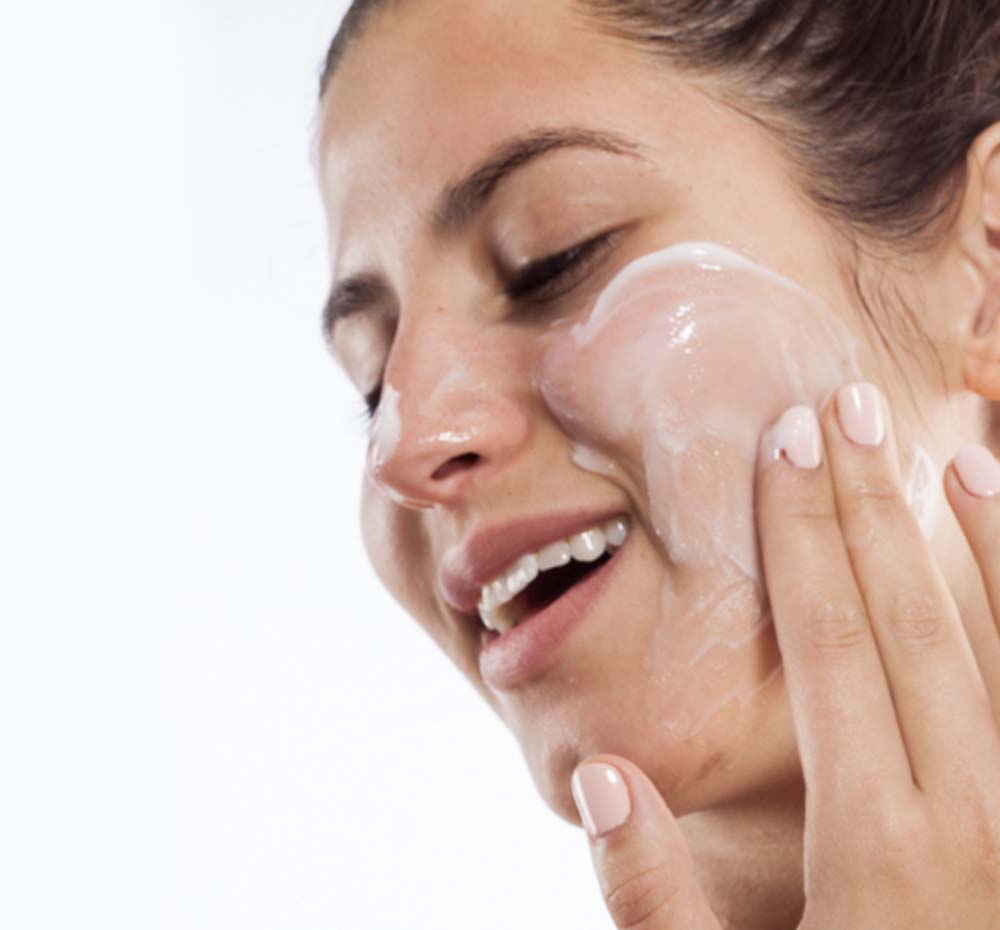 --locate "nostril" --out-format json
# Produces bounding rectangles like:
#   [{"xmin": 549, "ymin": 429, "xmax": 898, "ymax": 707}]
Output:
[{"xmin": 431, "ymin": 452, "xmax": 480, "ymax": 482}]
